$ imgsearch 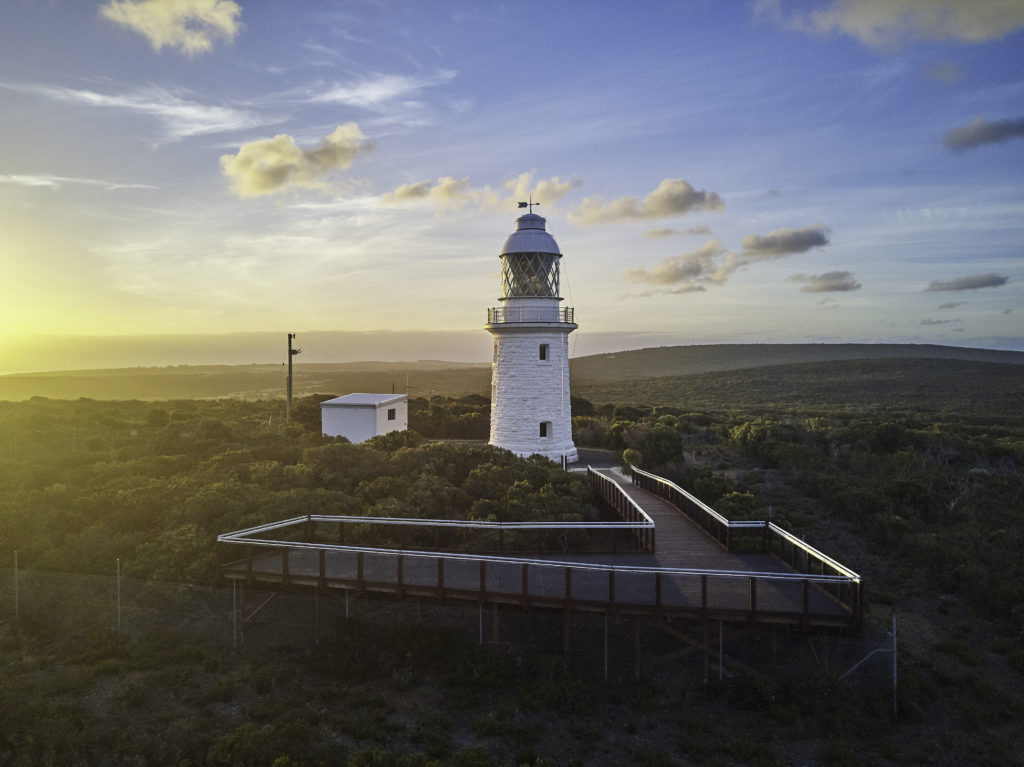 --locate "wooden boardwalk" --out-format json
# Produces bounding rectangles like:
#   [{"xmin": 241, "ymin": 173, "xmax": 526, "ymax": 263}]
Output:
[{"xmin": 220, "ymin": 467, "xmax": 859, "ymax": 629}]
